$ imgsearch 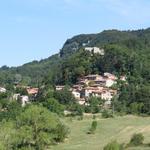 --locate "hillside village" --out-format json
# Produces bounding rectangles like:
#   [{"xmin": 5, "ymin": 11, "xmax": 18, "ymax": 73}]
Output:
[
  {"xmin": 0, "ymin": 72, "xmax": 126, "ymax": 108},
  {"xmin": 0, "ymin": 47, "xmax": 126, "ymax": 108},
  {"xmin": 56, "ymin": 72, "xmax": 126, "ymax": 106},
  {"xmin": 0, "ymin": 86, "xmax": 39, "ymax": 107}
]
